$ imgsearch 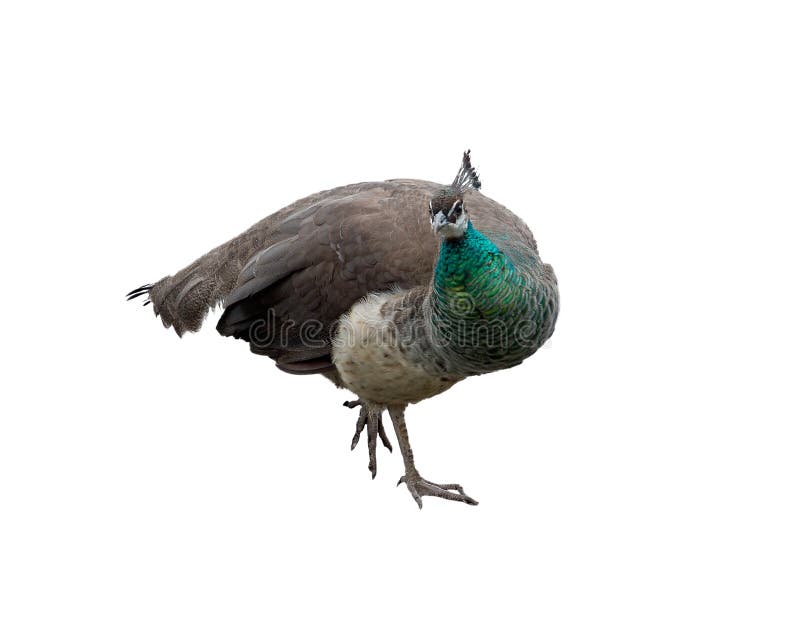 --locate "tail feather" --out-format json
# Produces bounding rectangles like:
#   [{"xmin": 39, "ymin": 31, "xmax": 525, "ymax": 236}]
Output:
[
  {"xmin": 126, "ymin": 225, "xmax": 272, "ymax": 336},
  {"xmin": 126, "ymin": 284, "xmax": 153, "ymax": 301},
  {"xmin": 125, "ymin": 179, "xmax": 371, "ymax": 337},
  {"xmin": 126, "ymin": 284, "xmax": 154, "ymax": 307}
]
